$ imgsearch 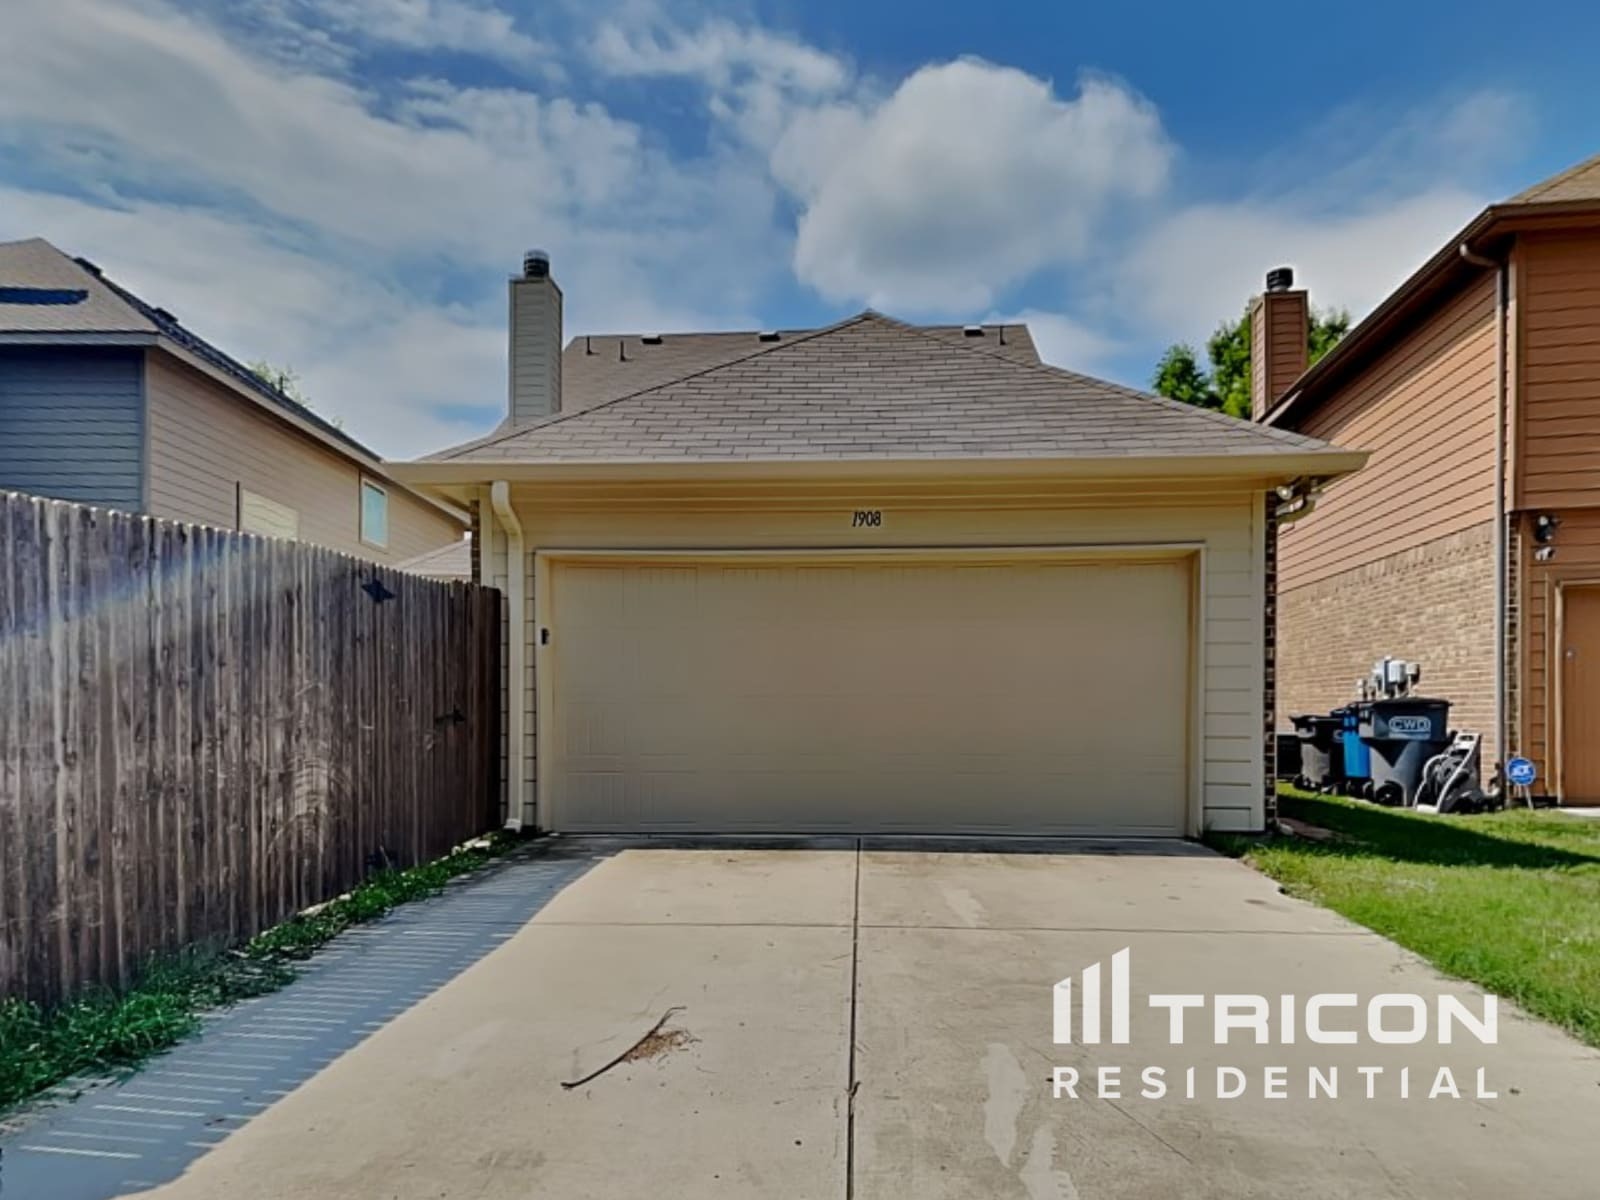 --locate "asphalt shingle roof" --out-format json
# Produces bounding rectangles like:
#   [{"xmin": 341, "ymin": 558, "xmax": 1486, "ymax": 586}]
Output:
[
  {"xmin": 544, "ymin": 321, "xmax": 1038, "ymax": 420},
  {"xmin": 0, "ymin": 238, "xmax": 158, "ymax": 333},
  {"xmin": 431, "ymin": 311, "xmax": 1336, "ymax": 465},
  {"xmin": 0, "ymin": 237, "xmax": 380, "ymax": 460},
  {"xmin": 1509, "ymin": 152, "xmax": 1600, "ymax": 205}
]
